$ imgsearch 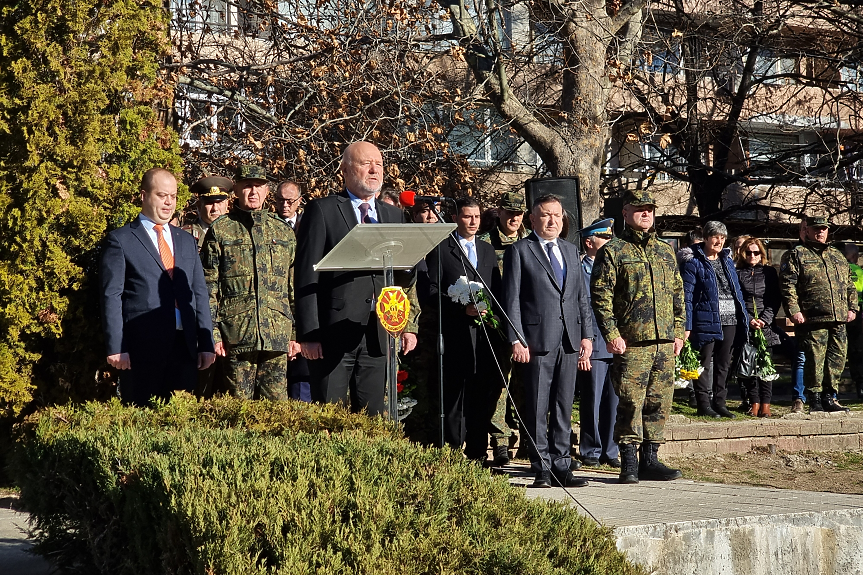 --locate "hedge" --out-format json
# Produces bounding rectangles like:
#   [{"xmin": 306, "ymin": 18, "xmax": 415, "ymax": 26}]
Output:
[{"xmin": 11, "ymin": 394, "xmax": 643, "ymax": 574}]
